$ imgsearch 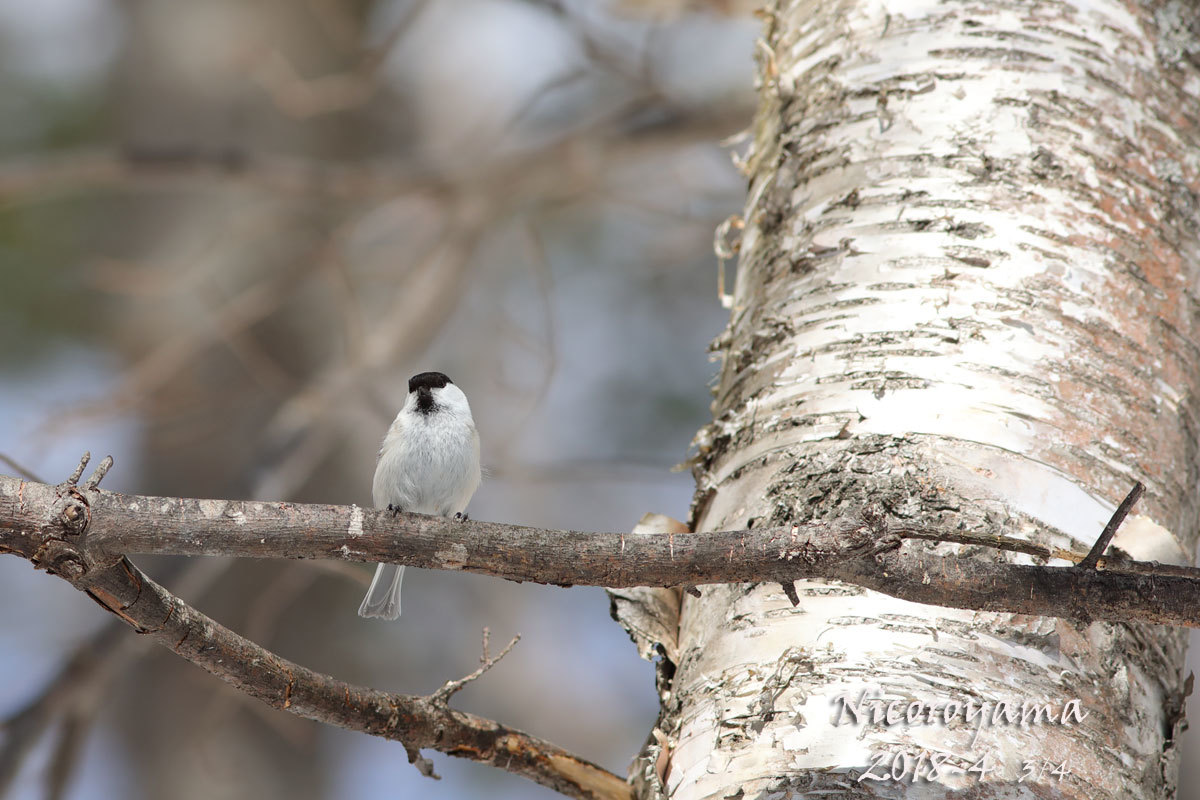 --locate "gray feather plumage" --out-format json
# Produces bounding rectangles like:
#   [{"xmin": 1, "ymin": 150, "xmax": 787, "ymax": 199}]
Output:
[{"xmin": 358, "ymin": 378, "xmax": 480, "ymax": 620}]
